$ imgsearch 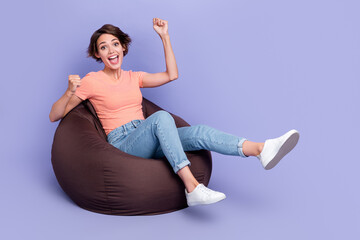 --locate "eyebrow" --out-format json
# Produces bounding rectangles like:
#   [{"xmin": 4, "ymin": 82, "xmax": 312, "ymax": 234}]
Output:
[{"xmin": 98, "ymin": 38, "xmax": 119, "ymax": 47}]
